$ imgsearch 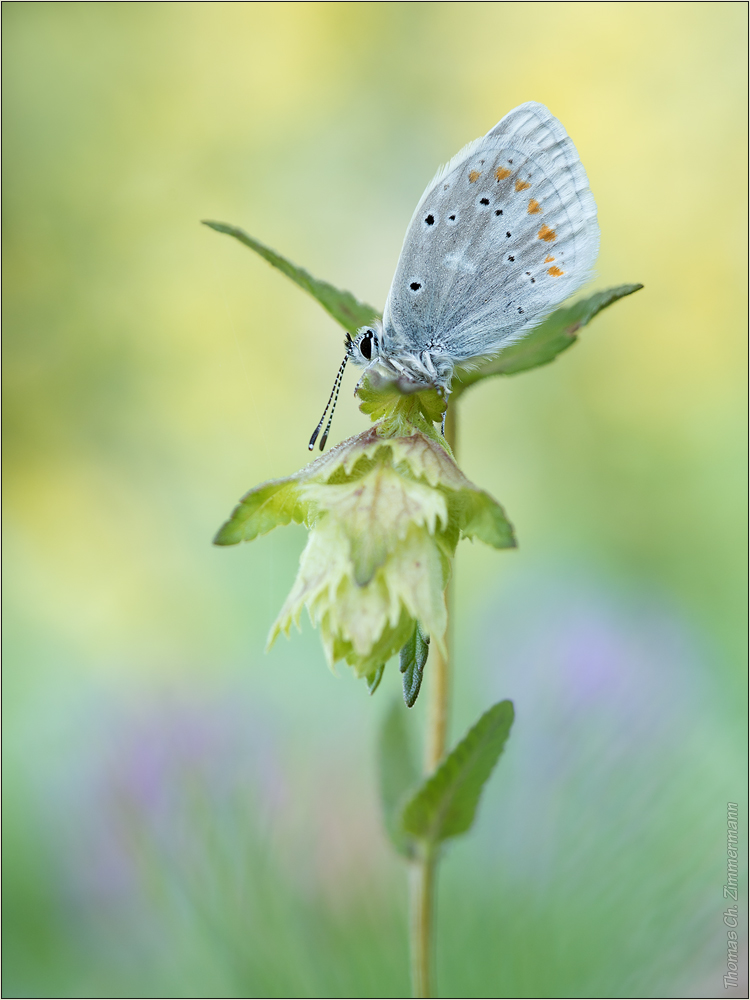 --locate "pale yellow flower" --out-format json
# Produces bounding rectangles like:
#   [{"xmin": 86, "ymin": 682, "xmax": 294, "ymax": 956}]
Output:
[{"xmin": 215, "ymin": 426, "xmax": 514, "ymax": 684}]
